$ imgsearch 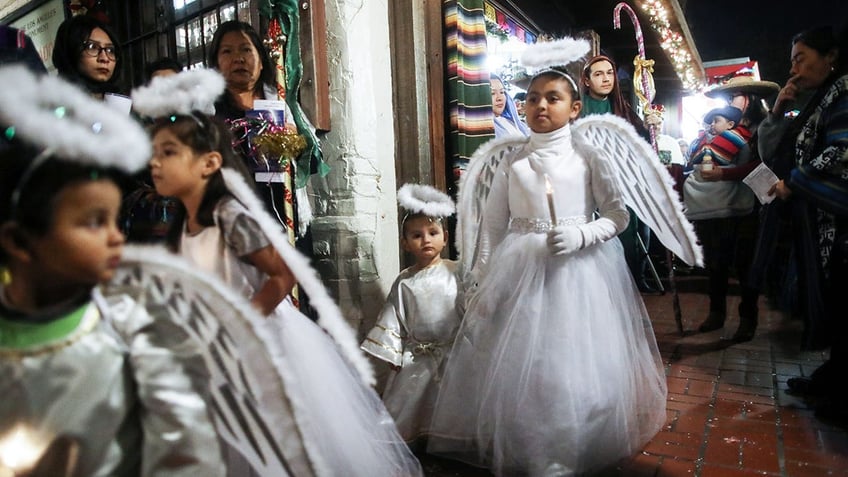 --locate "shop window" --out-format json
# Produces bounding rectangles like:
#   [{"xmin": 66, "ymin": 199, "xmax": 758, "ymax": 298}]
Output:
[{"xmin": 115, "ymin": 0, "xmax": 255, "ymax": 85}]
